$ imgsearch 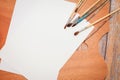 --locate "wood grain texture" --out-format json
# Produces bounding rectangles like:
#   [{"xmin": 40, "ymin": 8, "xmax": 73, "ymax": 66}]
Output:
[
  {"xmin": 99, "ymin": 33, "xmax": 108, "ymax": 59},
  {"xmin": 58, "ymin": 0, "xmax": 110, "ymax": 80},
  {"xmin": 66, "ymin": 0, "xmax": 110, "ymax": 59},
  {"xmin": 106, "ymin": 0, "xmax": 120, "ymax": 80}
]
